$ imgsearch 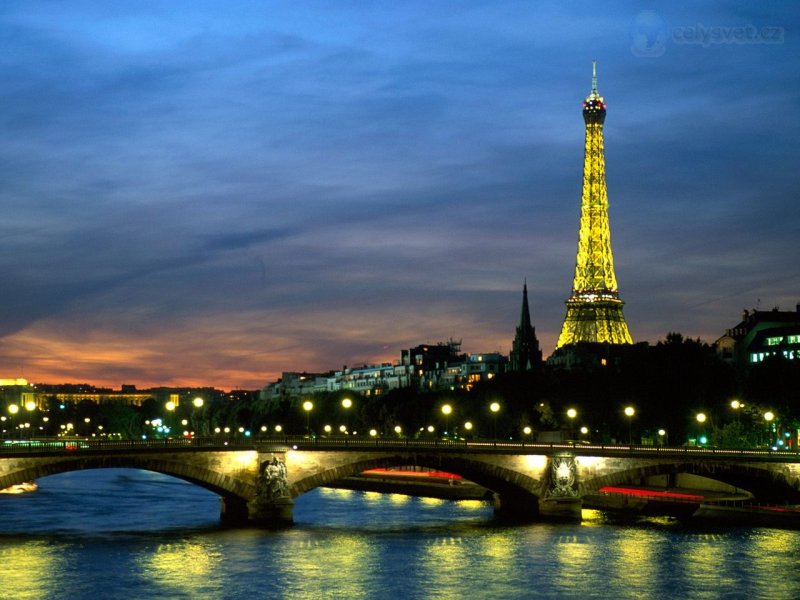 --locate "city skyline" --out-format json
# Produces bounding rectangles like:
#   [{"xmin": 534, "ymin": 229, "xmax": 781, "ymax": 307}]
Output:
[{"xmin": 1, "ymin": 3, "xmax": 798, "ymax": 389}]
